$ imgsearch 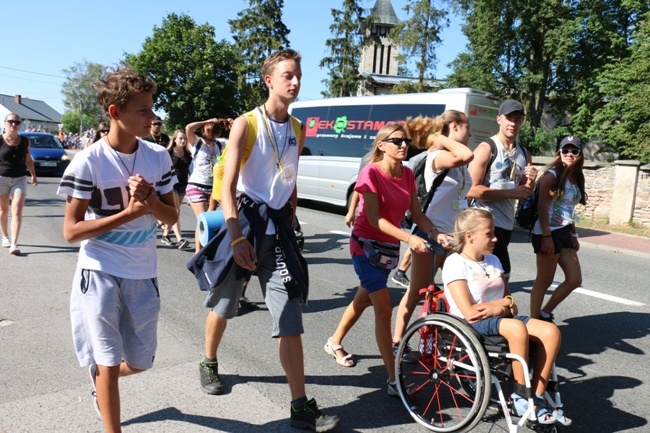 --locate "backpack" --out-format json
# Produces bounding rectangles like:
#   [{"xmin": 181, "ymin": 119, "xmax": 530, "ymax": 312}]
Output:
[
  {"xmin": 515, "ymin": 171, "xmax": 548, "ymax": 231},
  {"xmin": 483, "ymin": 137, "xmax": 527, "ymax": 180},
  {"xmin": 212, "ymin": 108, "xmax": 302, "ymax": 202},
  {"xmin": 188, "ymin": 138, "xmax": 223, "ymax": 175},
  {"xmin": 405, "ymin": 151, "xmax": 449, "ymax": 224}
]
